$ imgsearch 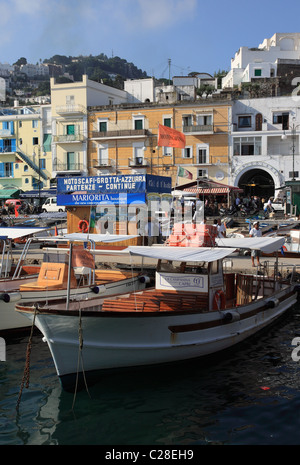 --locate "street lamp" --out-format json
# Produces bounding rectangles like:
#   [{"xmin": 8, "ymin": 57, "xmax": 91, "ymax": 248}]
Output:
[
  {"xmin": 32, "ymin": 145, "xmax": 45, "ymax": 213},
  {"xmin": 281, "ymin": 118, "xmax": 300, "ymax": 181}
]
